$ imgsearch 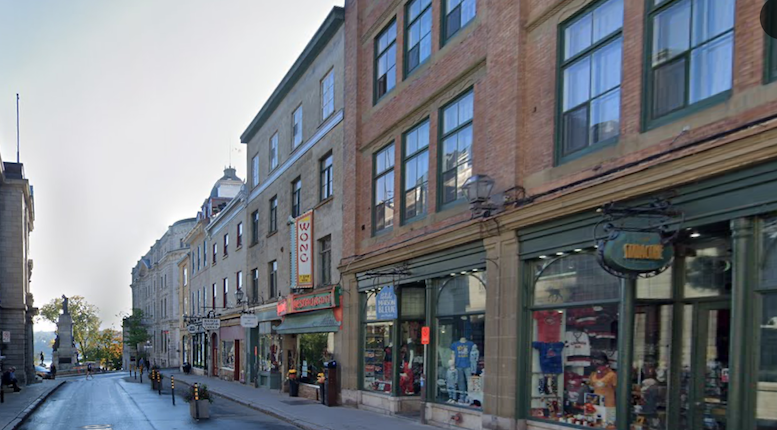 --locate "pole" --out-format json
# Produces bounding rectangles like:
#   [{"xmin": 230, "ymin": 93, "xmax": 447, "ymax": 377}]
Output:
[
  {"xmin": 140, "ymin": 367, "xmax": 143, "ymax": 384},
  {"xmin": 194, "ymin": 383, "xmax": 200, "ymax": 420},
  {"xmin": 15, "ymin": 94, "xmax": 20, "ymax": 163},
  {"xmin": 158, "ymin": 372, "xmax": 162, "ymax": 395},
  {"xmin": 171, "ymin": 376, "xmax": 175, "ymax": 406},
  {"xmin": 420, "ymin": 343, "xmax": 427, "ymax": 424}
]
